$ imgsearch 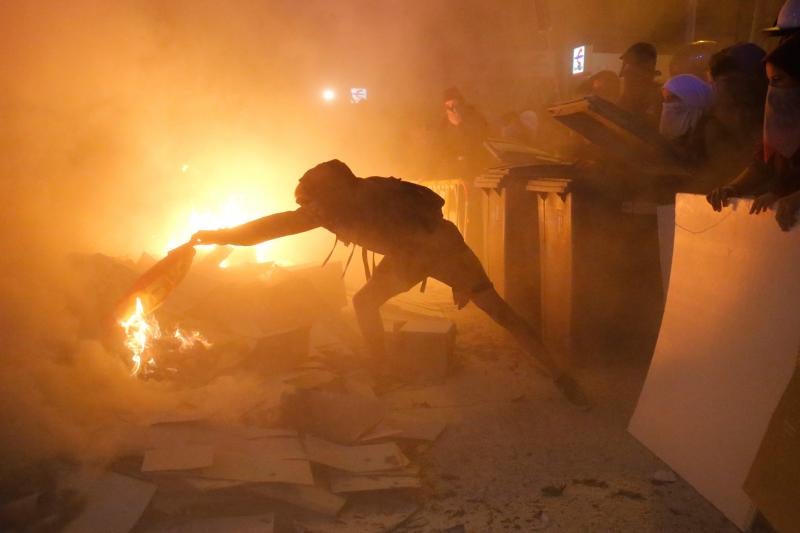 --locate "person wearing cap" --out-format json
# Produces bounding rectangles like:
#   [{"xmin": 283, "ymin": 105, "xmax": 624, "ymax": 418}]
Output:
[
  {"xmin": 435, "ymin": 87, "xmax": 489, "ymax": 179},
  {"xmin": 618, "ymin": 42, "xmax": 662, "ymax": 124},
  {"xmin": 659, "ymin": 74, "xmax": 714, "ymax": 167},
  {"xmin": 707, "ymin": 33, "xmax": 800, "ymax": 231},
  {"xmin": 764, "ymin": 0, "xmax": 800, "ymax": 39}
]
